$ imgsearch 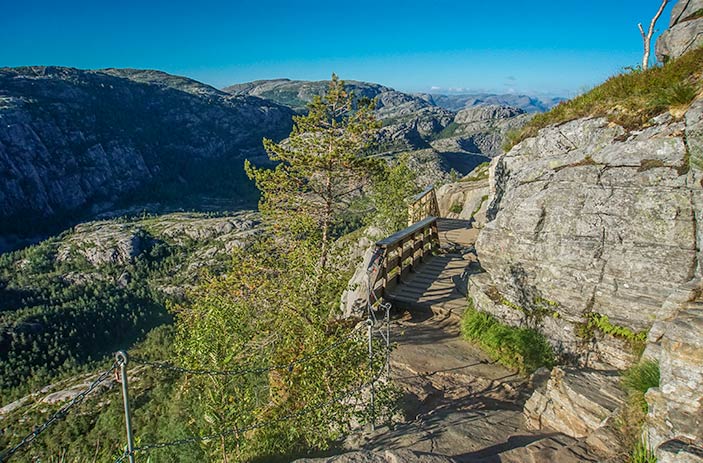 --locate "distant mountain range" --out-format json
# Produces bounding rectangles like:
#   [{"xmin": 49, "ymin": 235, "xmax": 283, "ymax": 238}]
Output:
[
  {"xmin": 423, "ymin": 93, "xmax": 566, "ymax": 113},
  {"xmin": 0, "ymin": 66, "xmax": 294, "ymax": 248},
  {"xmin": 224, "ymin": 78, "xmax": 565, "ymax": 114}
]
